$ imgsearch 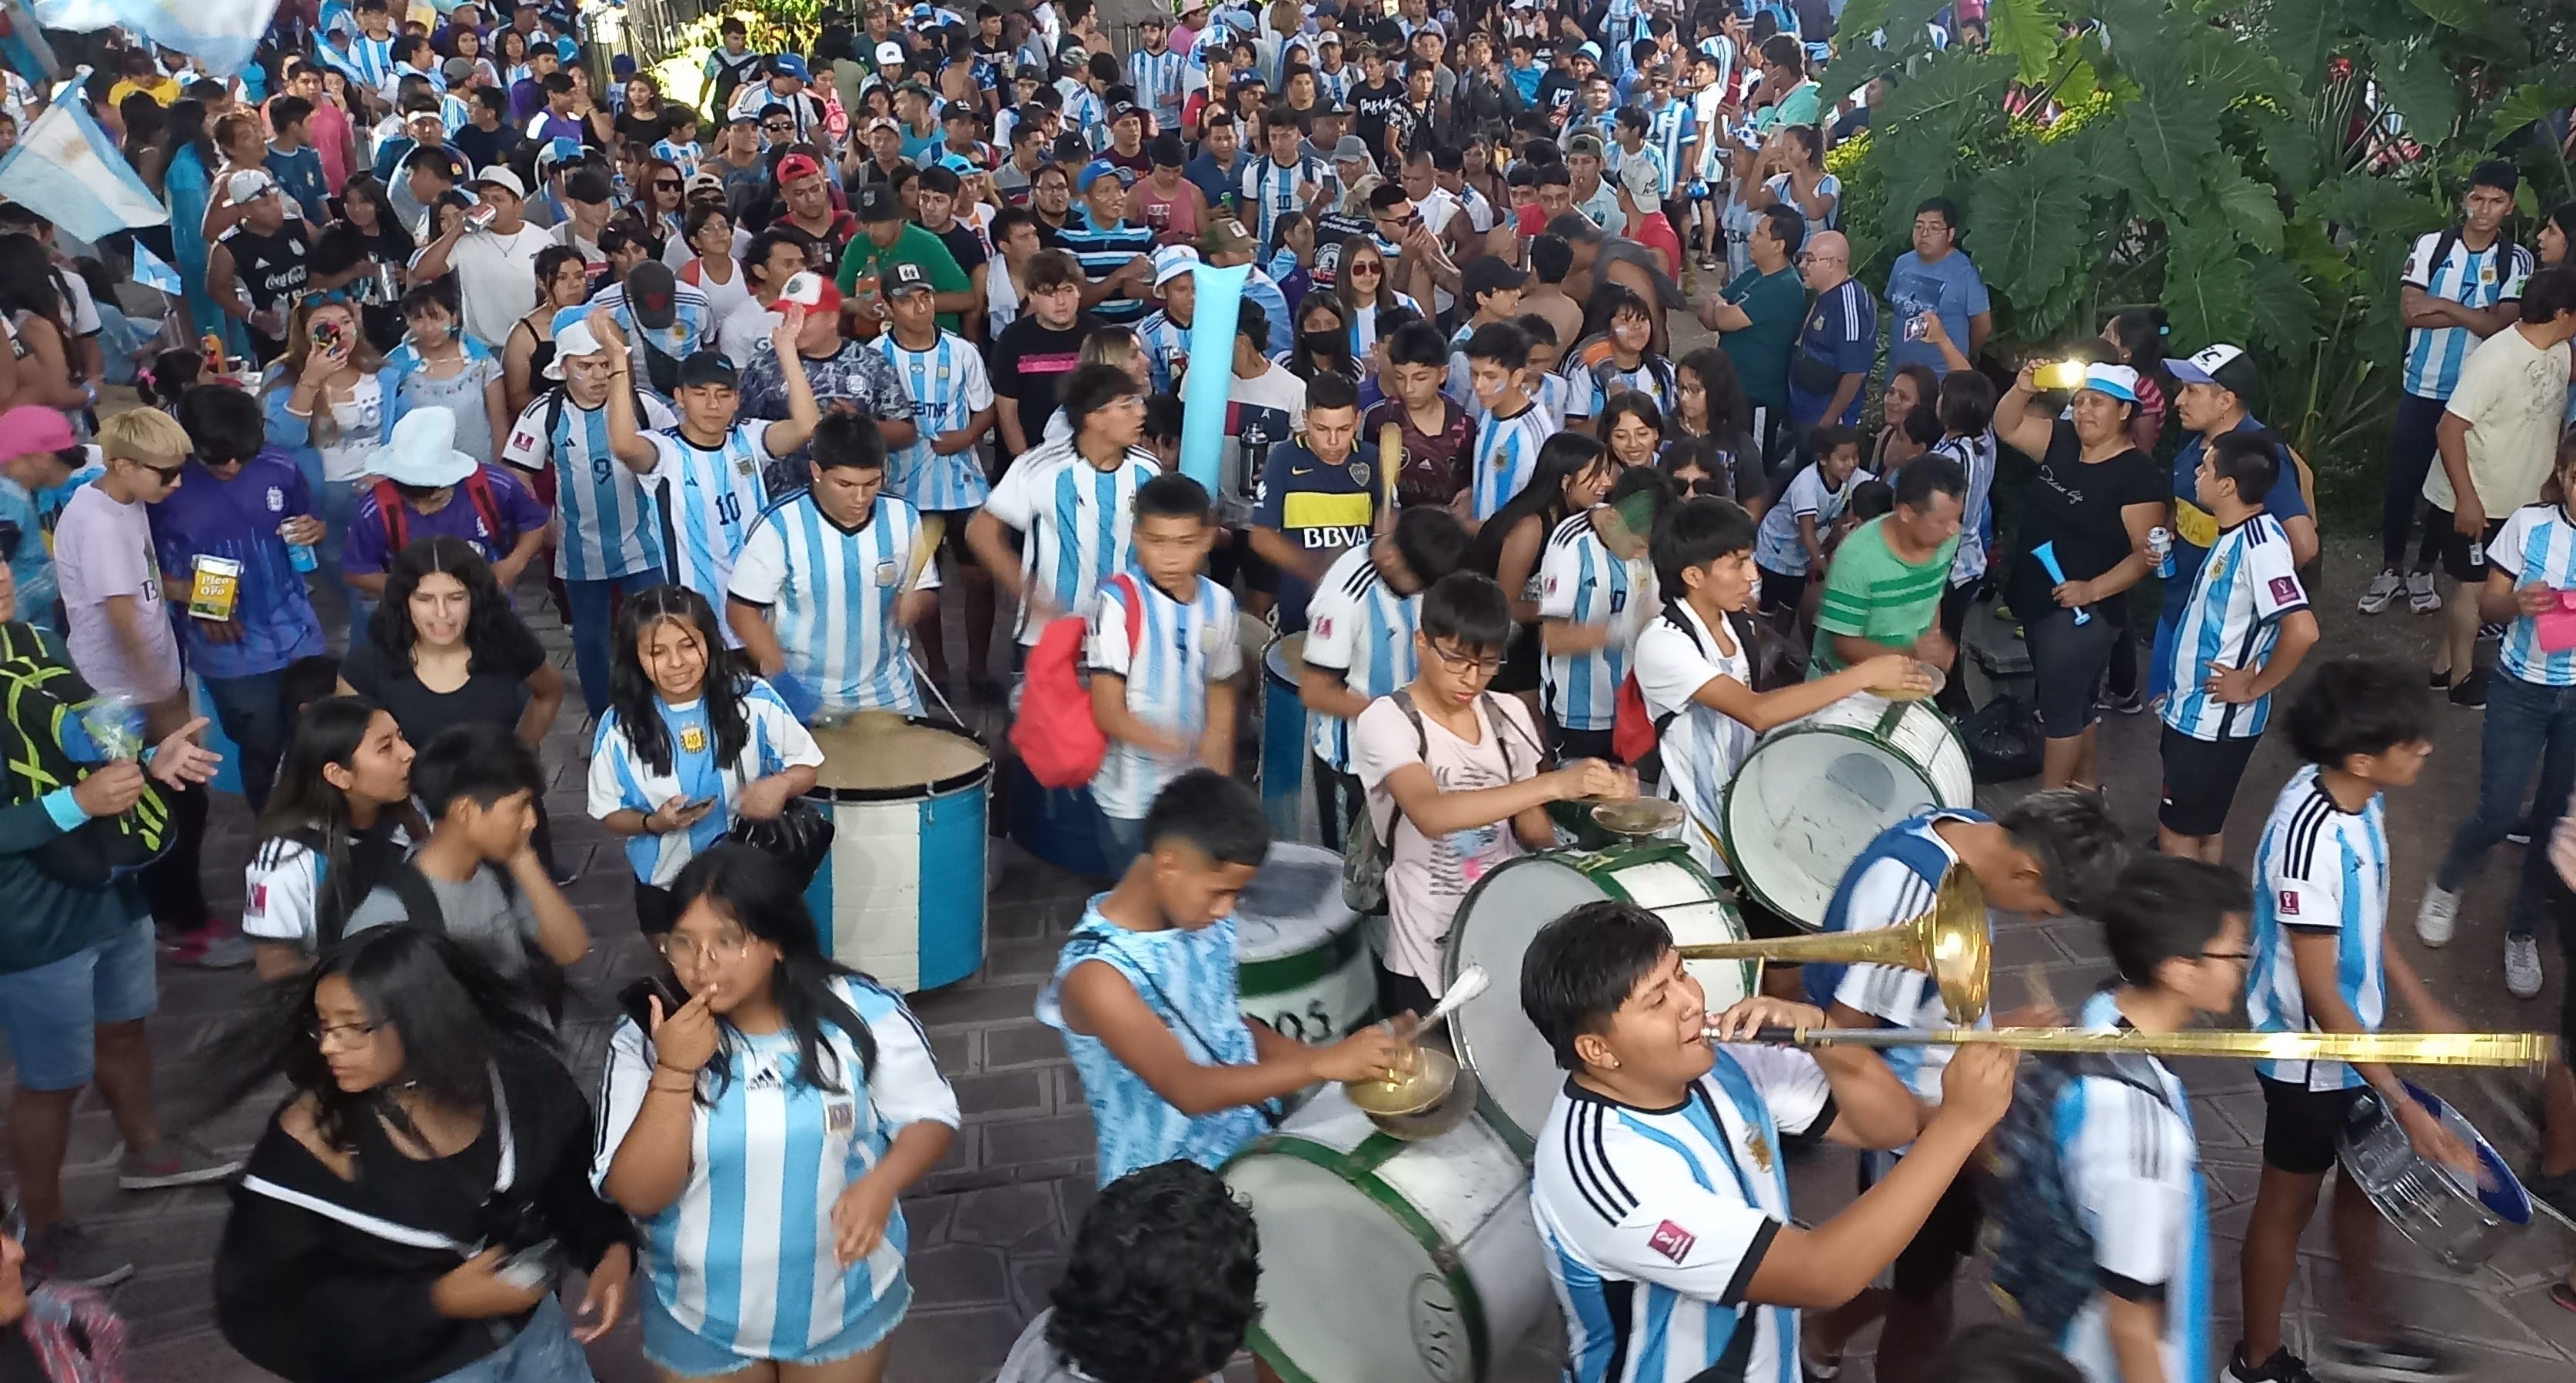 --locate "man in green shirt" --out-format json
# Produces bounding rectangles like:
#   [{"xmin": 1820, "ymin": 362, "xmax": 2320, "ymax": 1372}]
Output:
[
  {"xmin": 1700, "ymin": 204, "xmax": 1808, "ymax": 464},
  {"xmin": 835, "ymin": 181, "xmax": 974, "ymax": 335},
  {"xmin": 1751, "ymin": 35, "xmax": 1820, "ymax": 131},
  {"xmin": 1812, "ymin": 454, "xmax": 1967, "ymax": 675}
]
